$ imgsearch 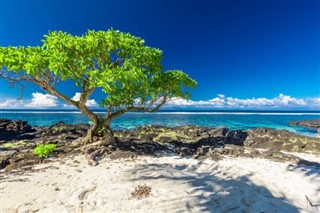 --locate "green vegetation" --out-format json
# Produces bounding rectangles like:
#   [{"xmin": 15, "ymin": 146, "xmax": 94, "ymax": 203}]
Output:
[
  {"xmin": 33, "ymin": 144, "xmax": 56, "ymax": 158},
  {"xmin": 0, "ymin": 29, "xmax": 196, "ymax": 143}
]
